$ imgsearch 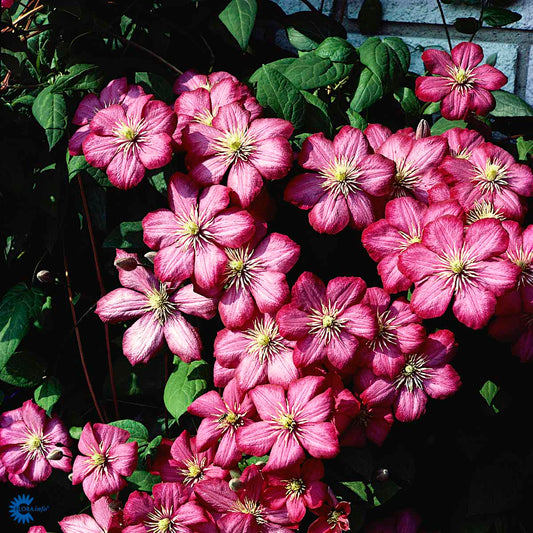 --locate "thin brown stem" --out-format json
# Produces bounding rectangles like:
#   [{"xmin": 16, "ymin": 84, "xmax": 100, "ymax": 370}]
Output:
[
  {"xmin": 469, "ymin": 0, "xmax": 485, "ymax": 43},
  {"xmin": 436, "ymin": 0, "xmax": 453, "ymax": 53},
  {"xmin": 63, "ymin": 247, "xmax": 105, "ymax": 423},
  {"xmin": 77, "ymin": 175, "xmax": 120, "ymax": 420}
]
